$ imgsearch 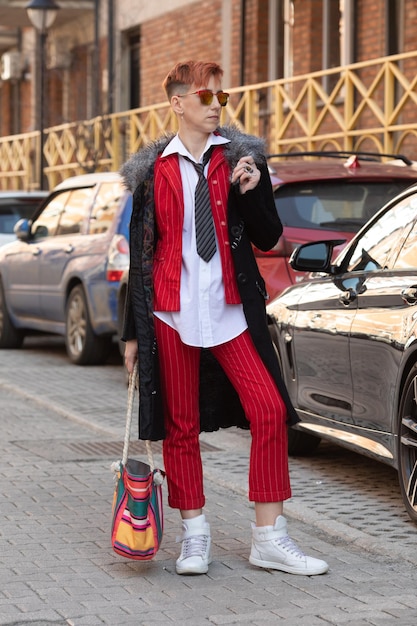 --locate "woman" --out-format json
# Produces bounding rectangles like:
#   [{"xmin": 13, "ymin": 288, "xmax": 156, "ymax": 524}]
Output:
[{"xmin": 120, "ymin": 60, "xmax": 328, "ymax": 577}]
